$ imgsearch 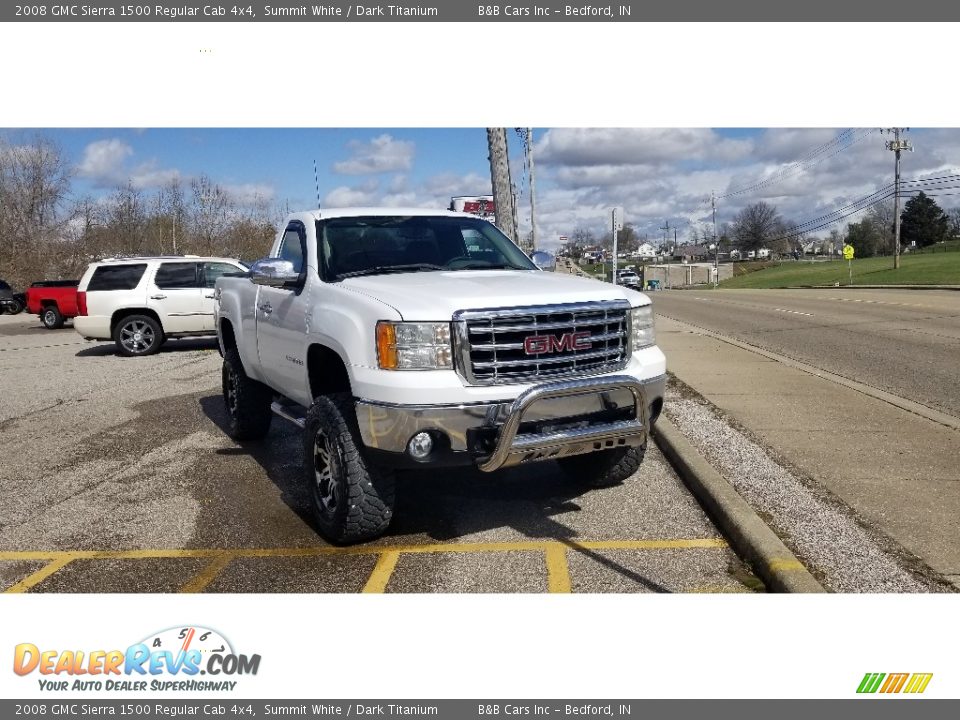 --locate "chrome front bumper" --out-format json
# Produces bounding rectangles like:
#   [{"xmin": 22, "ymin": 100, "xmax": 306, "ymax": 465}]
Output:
[{"xmin": 355, "ymin": 374, "xmax": 665, "ymax": 473}]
